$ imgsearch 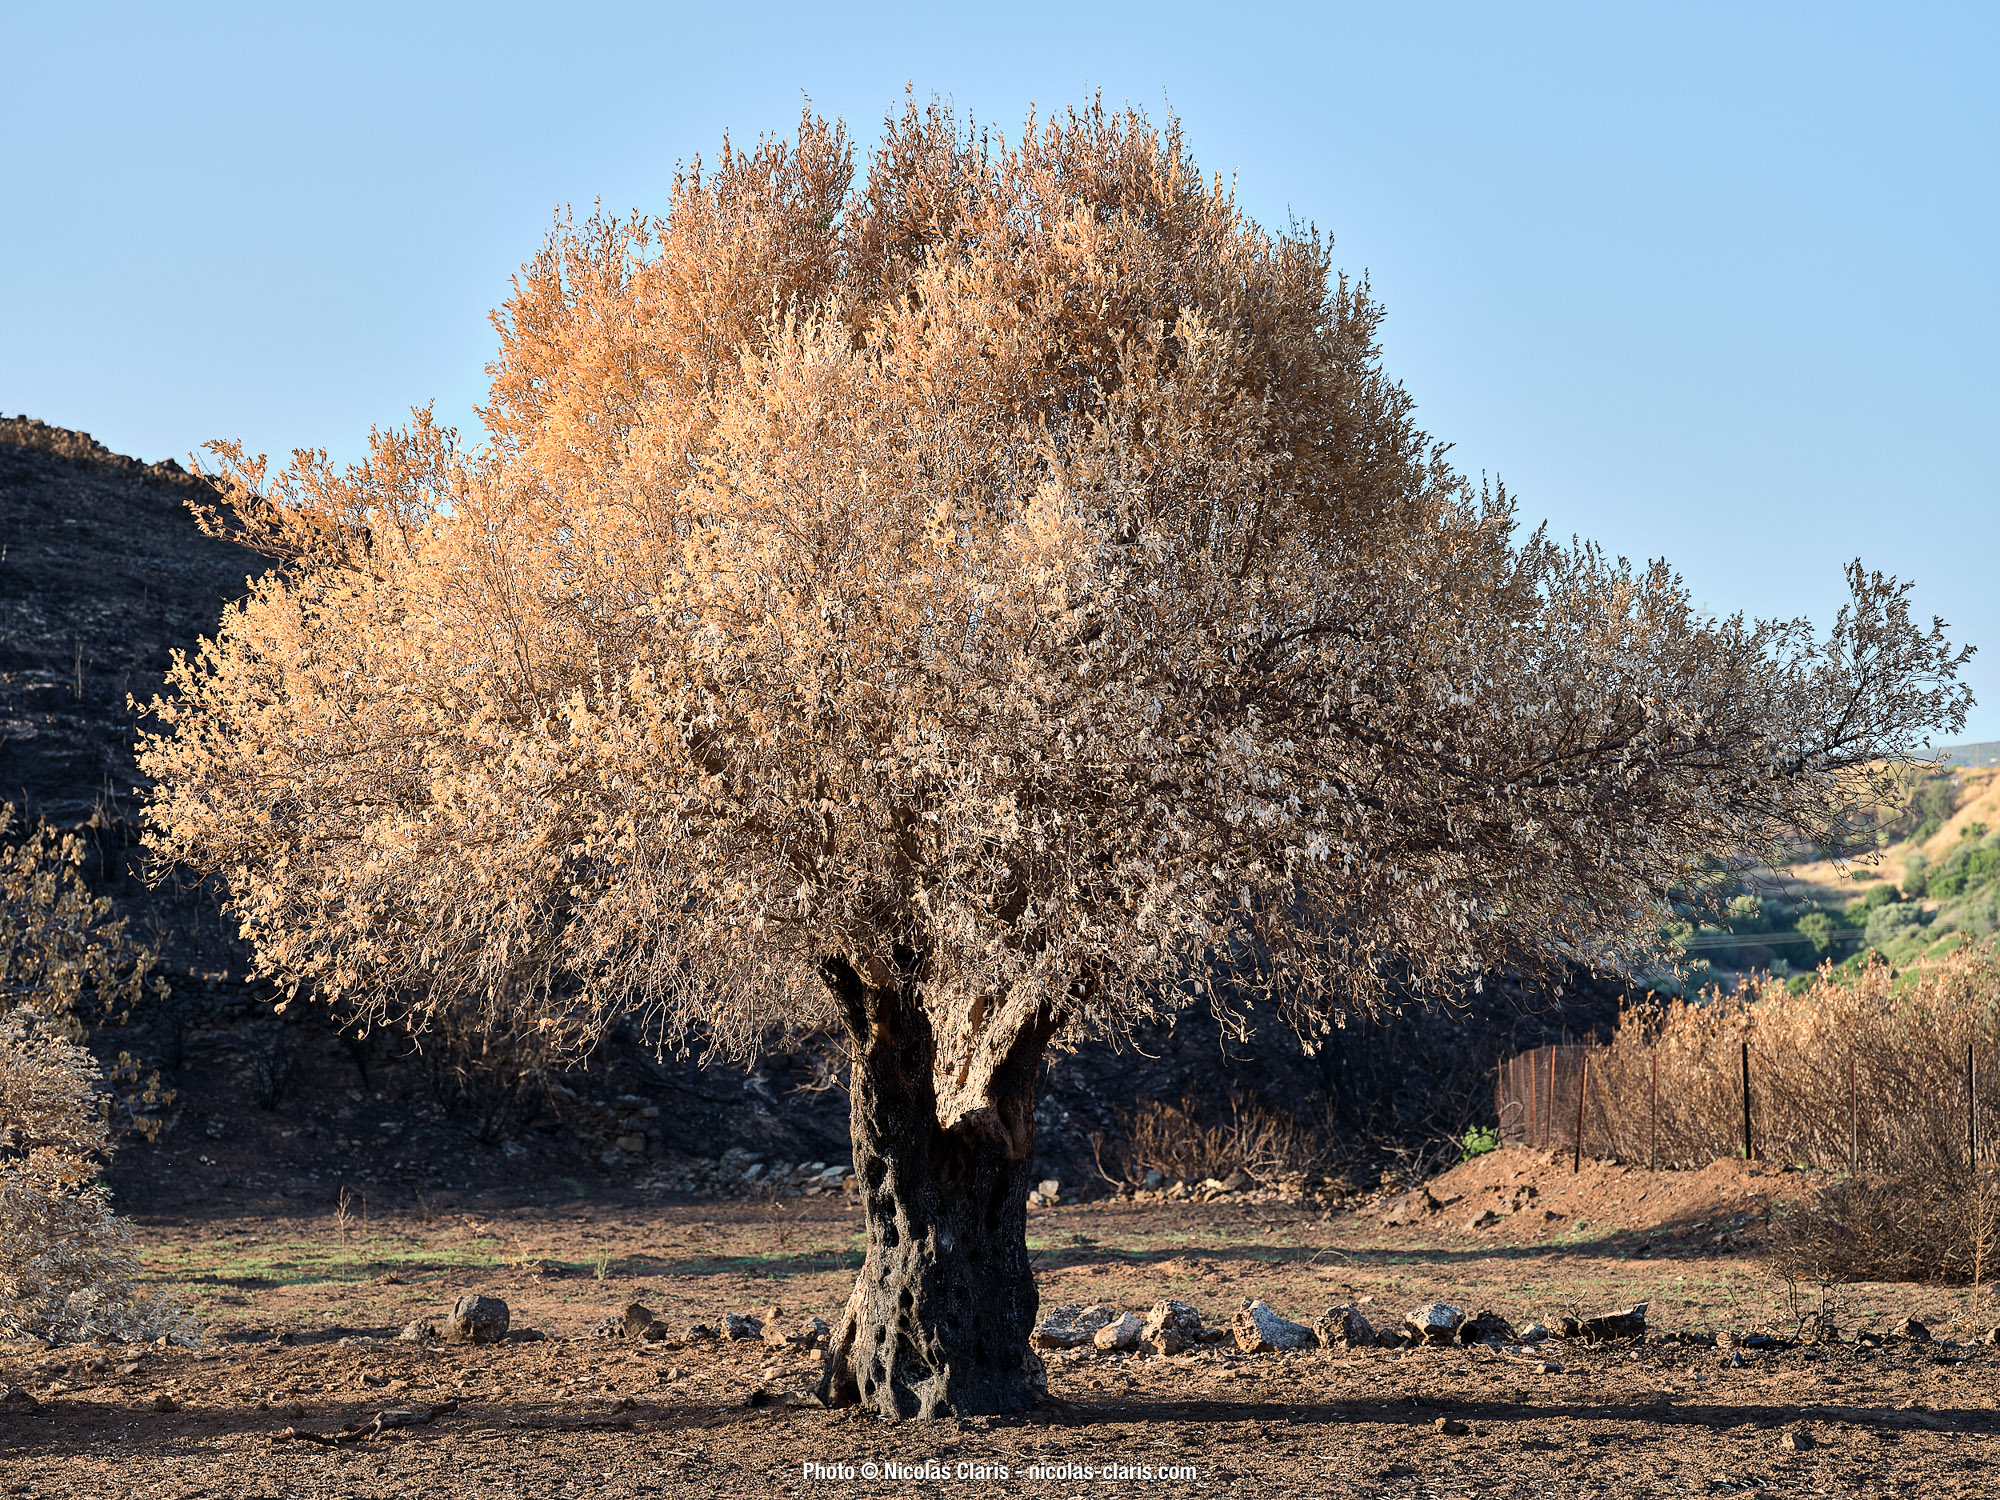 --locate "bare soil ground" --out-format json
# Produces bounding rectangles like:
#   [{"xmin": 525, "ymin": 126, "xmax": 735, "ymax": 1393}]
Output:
[{"xmin": 6, "ymin": 1149, "xmax": 1997, "ymax": 1498}]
